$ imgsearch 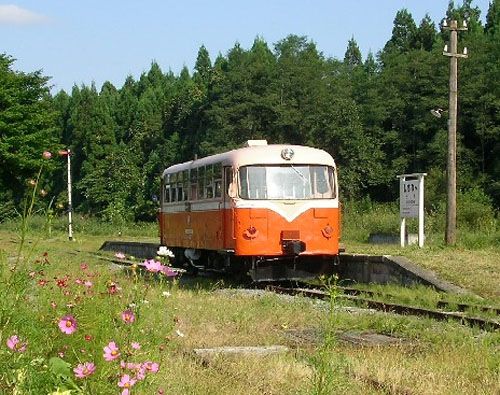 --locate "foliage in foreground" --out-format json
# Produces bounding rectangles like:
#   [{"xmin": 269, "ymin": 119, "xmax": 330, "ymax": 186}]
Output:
[
  {"xmin": 0, "ymin": 231, "xmax": 499, "ymax": 394},
  {"xmin": 0, "ymin": 247, "xmax": 178, "ymax": 394}
]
